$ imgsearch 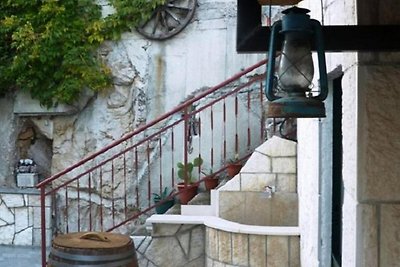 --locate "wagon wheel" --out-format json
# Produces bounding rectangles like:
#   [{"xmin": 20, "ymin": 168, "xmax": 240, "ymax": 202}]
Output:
[{"xmin": 136, "ymin": 0, "xmax": 197, "ymax": 40}]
